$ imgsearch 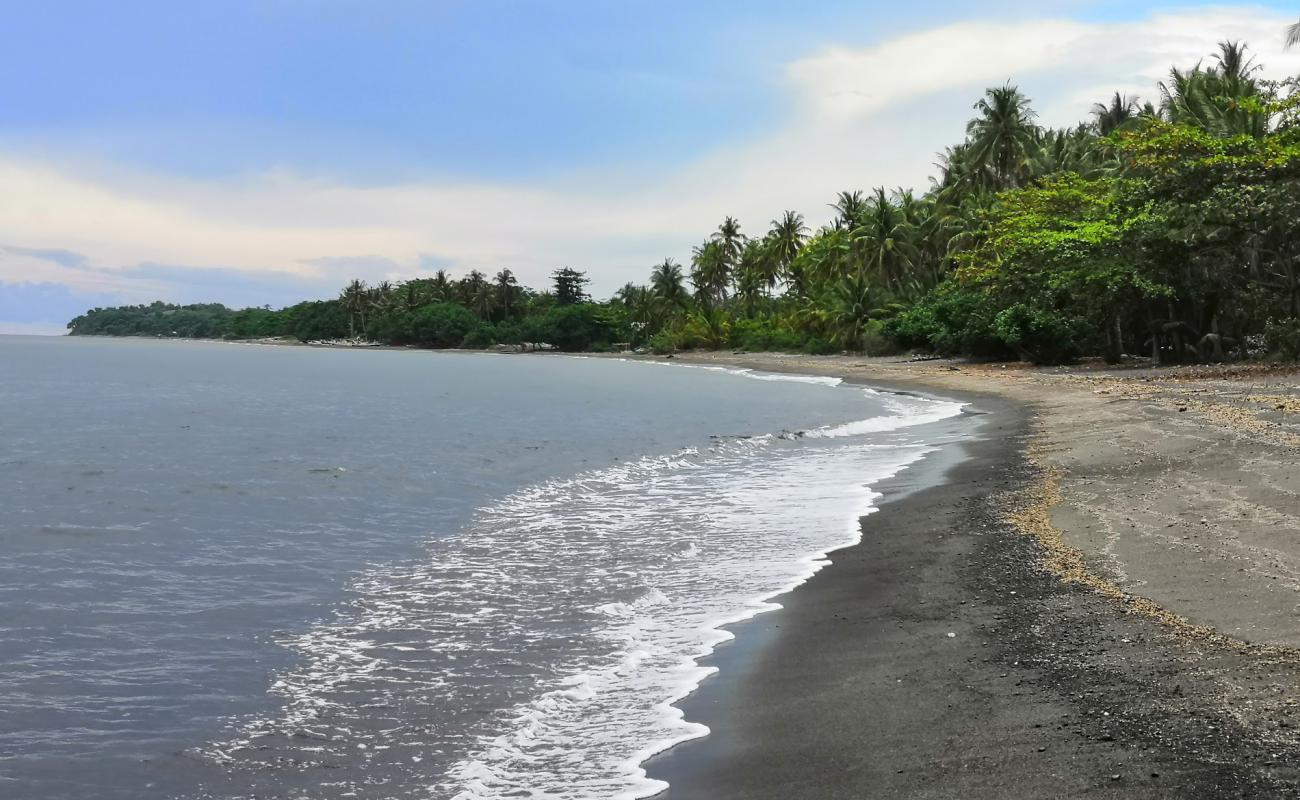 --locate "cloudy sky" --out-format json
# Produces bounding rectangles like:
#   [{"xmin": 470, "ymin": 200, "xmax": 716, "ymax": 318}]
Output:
[{"xmin": 3, "ymin": 1, "xmax": 1300, "ymax": 334}]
